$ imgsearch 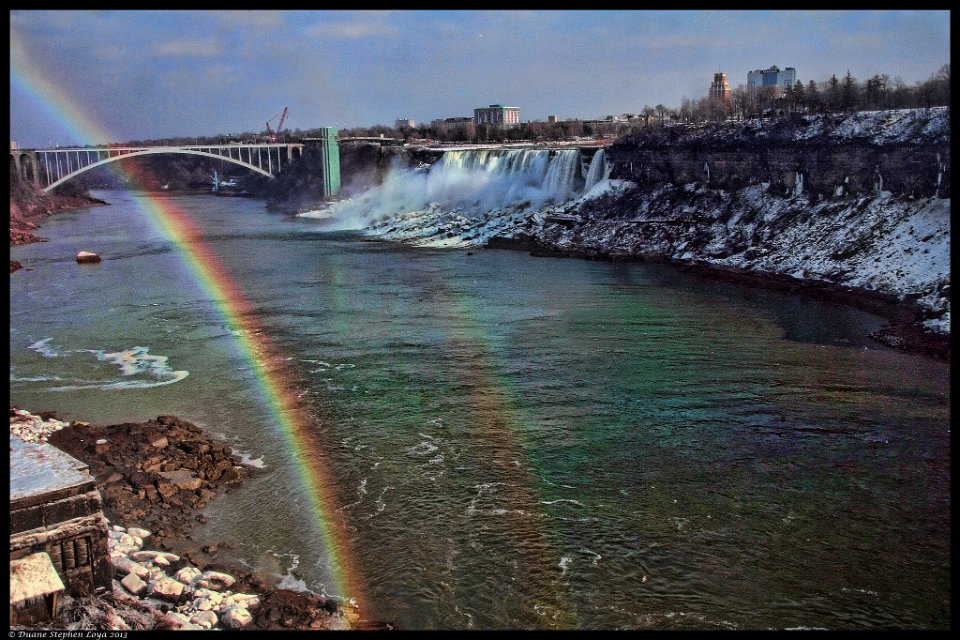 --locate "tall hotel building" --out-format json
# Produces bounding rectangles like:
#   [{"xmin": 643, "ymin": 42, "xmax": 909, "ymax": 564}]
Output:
[
  {"xmin": 709, "ymin": 72, "xmax": 731, "ymax": 103},
  {"xmin": 747, "ymin": 65, "xmax": 797, "ymax": 97}
]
